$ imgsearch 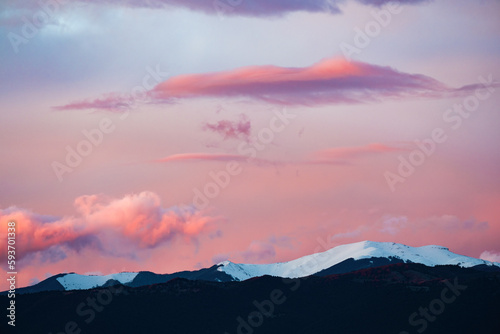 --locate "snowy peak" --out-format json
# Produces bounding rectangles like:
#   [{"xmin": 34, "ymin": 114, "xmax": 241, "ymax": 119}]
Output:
[
  {"xmin": 10, "ymin": 240, "xmax": 499, "ymax": 294},
  {"xmin": 217, "ymin": 240, "xmax": 499, "ymax": 281}
]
